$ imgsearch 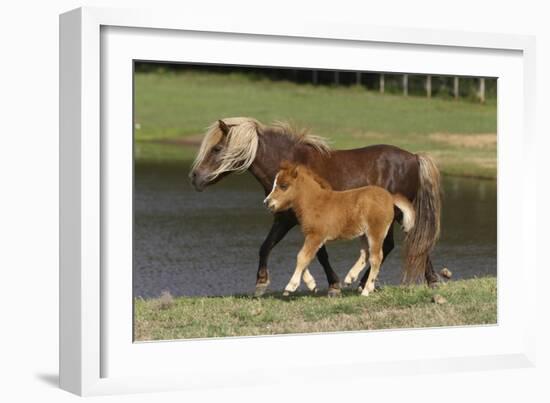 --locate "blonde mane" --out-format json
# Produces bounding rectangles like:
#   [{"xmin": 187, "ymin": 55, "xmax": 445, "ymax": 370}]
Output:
[
  {"xmin": 192, "ymin": 117, "xmax": 331, "ymax": 180},
  {"xmin": 269, "ymin": 121, "xmax": 331, "ymax": 154}
]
